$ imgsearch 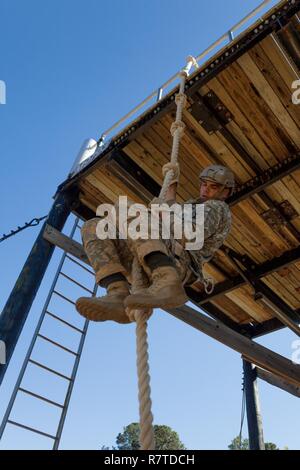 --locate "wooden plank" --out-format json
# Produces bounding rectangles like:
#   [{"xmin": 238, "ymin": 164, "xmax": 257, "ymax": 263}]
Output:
[
  {"xmin": 237, "ymin": 53, "xmax": 300, "ymax": 146},
  {"xmin": 230, "ymin": 210, "xmax": 282, "ymax": 262},
  {"xmin": 263, "ymin": 273, "xmax": 300, "ymax": 310},
  {"xmin": 248, "ymin": 42, "xmax": 300, "ymax": 126},
  {"xmin": 43, "ymin": 224, "xmax": 89, "ymax": 264},
  {"xmin": 226, "ymin": 287, "xmax": 273, "ymax": 322},
  {"xmin": 182, "ymin": 109, "xmax": 246, "ymax": 183},
  {"xmin": 205, "ymin": 76, "xmax": 279, "ymax": 167},
  {"xmin": 80, "ymin": 177, "xmax": 111, "ymax": 205},
  {"xmin": 124, "ymin": 140, "xmax": 163, "ymax": 185},
  {"xmin": 160, "ymin": 114, "xmax": 214, "ymax": 171},
  {"xmin": 151, "ymin": 117, "xmax": 203, "ymax": 177},
  {"xmin": 213, "ymin": 250, "xmax": 238, "ymax": 277},
  {"xmin": 269, "ymin": 179, "xmax": 300, "ymax": 216},
  {"xmin": 134, "ymin": 133, "xmax": 194, "ymax": 199},
  {"xmin": 85, "ymin": 173, "xmax": 119, "ymax": 203},
  {"xmin": 260, "ymin": 34, "xmax": 299, "ymax": 89},
  {"xmin": 226, "ymin": 230, "xmax": 260, "ymax": 264},
  {"xmin": 79, "ymin": 196, "xmax": 97, "ymax": 213},
  {"xmin": 233, "ymin": 200, "xmax": 290, "ymax": 254},
  {"xmin": 211, "ymin": 296, "xmax": 251, "ymax": 324},
  {"xmin": 123, "ymin": 140, "xmax": 188, "ymax": 202},
  {"xmin": 256, "ymin": 367, "xmax": 300, "ymax": 398},
  {"xmin": 217, "ymin": 63, "xmax": 292, "ymax": 160},
  {"xmin": 167, "ymin": 304, "xmax": 300, "ymax": 387},
  {"xmin": 93, "ymin": 168, "xmax": 145, "ymax": 204}
]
